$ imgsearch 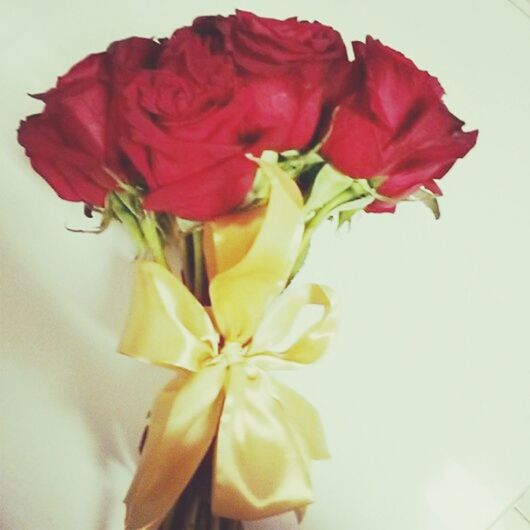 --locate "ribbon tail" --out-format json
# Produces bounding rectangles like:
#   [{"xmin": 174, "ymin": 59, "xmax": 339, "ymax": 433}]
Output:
[
  {"xmin": 270, "ymin": 379, "xmax": 330, "ymax": 461},
  {"xmin": 125, "ymin": 363, "xmax": 225, "ymax": 530},
  {"xmin": 212, "ymin": 365, "xmax": 315, "ymax": 520}
]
